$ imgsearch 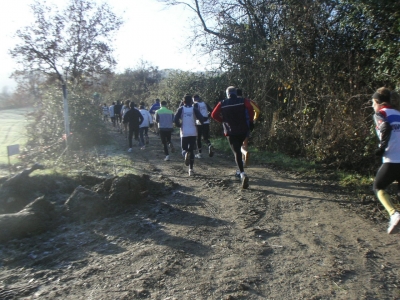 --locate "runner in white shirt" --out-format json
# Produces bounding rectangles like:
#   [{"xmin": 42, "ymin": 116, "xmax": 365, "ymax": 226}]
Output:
[
  {"xmin": 174, "ymin": 94, "xmax": 205, "ymax": 176},
  {"xmin": 138, "ymin": 103, "xmax": 153, "ymax": 149}
]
